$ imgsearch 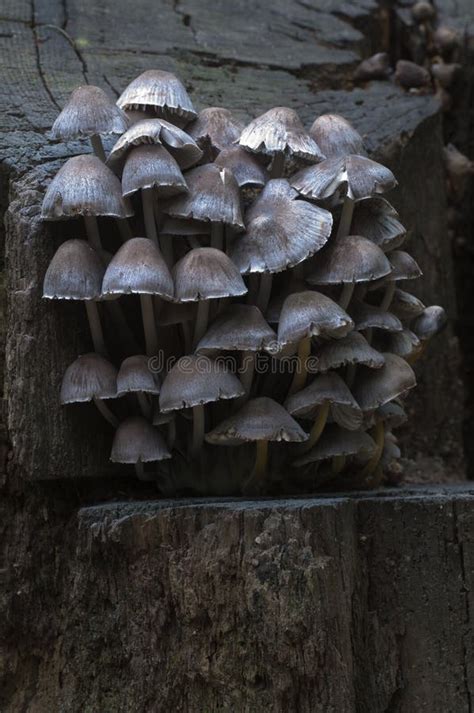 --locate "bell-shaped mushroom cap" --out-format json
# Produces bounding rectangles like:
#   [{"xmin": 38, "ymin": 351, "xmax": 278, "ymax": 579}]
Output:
[
  {"xmin": 196, "ymin": 304, "xmax": 276, "ymax": 353},
  {"xmin": 349, "ymin": 300, "xmax": 403, "ymax": 332},
  {"xmin": 43, "ymin": 239, "xmax": 104, "ymax": 300},
  {"xmin": 214, "ymin": 146, "xmax": 268, "ymax": 189},
  {"xmin": 230, "ymin": 179, "xmax": 333, "ymax": 274},
  {"xmin": 102, "ymin": 237, "xmax": 173, "ymax": 299},
  {"xmin": 389, "ymin": 251, "xmax": 422, "ymax": 281},
  {"xmin": 384, "ymin": 329, "xmax": 421, "ymax": 360},
  {"xmin": 165, "ymin": 164, "xmax": 244, "ymax": 230},
  {"xmin": 116, "ymin": 355, "xmax": 161, "ymax": 396},
  {"xmin": 309, "ymin": 114, "xmax": 366, "ymax": 159},
  {"xmin": 351, "ymin": 197, "xmax": 406, "ymax": 251},
  {"xmin": 354, "ymin": 52, "xmax": 391, "ymax": 81},
  {"xmin": 278, "ymin": 291, "xmax": 353, "ymax": 345},
  {"xmin": 116, "ymin": 69, "xmax": 196, "ymax": 121},
  {"xmin": 239, "ymin": 107, "xmax": 325, "ymax": 162},
  {"xmin": 307, "ymin": 235, "xmax": 392, "ymax": 286},
  {"xmin": 291, "ymin": 154, "xmax": 397, "ymax": 201},
  {"xmin": 110, "ymin": 416, "xmax": 171, "ymax": 464},
  {"xmin": 173, "ymin": 247, "xmax": 247, "ymax": 302},
  {"xmin": 377, "ymin": 401, "xmax": 407, "ymax": 428},
  {"xmin": 42, "ymin": 155, "xmax": 133, "ymax": 220},
  {"xmin": 412, "ymin": 305, "xmax": 447, "ymax": 341},
  {"xmin": 108, "ymin": 118, "xmax": 202, "ymax": 169},
  {"xmin": 159, "ymin": 355, "xmax": 244, "ymax": 411},
  {"xmin": 188, "ymin": 107, "xmax": 243, "ymax": 158},
  {"xmin": 206, "ymin": 397, "xmax": 308, "ymax": 444},
  {"xmin": 317, "ymin": 331, "xmax": 385, "ymax": 372},
  {"xmin": 353, "ymin": 353, "xmax": 416, "ymax": 411},
  {"xmin": 60, "ymin": 352, "xmax": 117, "ymax": 404},
  {"xmin": 121, "ymin": 144, "xmax": 187, "ymax": 198},
  {"xmin": 390, "ymin": 289, "xmax": 426, "ymax": 320},
  {"xmin": 51, "ymin": 85, "xmax": 129, "ymax": 140},
  {"xmin": 285, "ymin": 372, "xmax": 362, "ymax": 430},
  {"xmin": 293, "ymin": 425, "xmax": 376, "ymax": 466}
]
